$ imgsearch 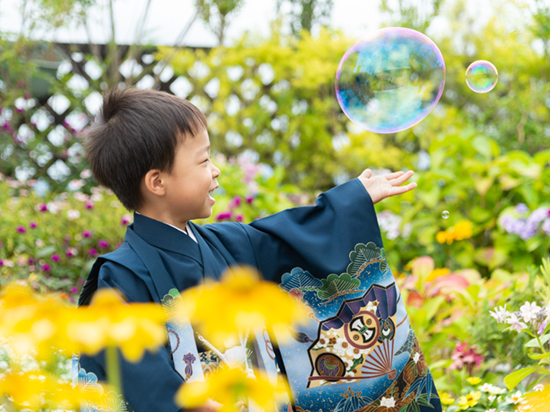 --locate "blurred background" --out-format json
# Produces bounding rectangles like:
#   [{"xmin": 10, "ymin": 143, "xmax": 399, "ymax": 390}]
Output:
[{"xmin": 1, "ymin": 0, "xmax": 550, "ymax": 407}]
